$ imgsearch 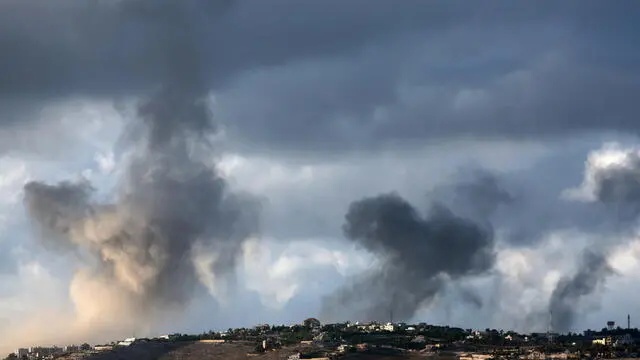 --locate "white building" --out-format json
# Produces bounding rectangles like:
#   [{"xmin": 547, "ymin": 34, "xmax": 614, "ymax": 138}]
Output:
[
  {"xmin": 382, "ymin": 323, "xmax": 395, "ymax": 332},
  {"xmin": 118, "ymin": 338, "xmax": 136, "ymax": 346}
]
